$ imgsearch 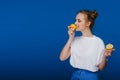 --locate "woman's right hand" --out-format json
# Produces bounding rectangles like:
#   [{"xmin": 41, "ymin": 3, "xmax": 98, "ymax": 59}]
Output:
[{"xmin": 68, "ymin": 26, "xmax": 75, "ymax": 40}]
